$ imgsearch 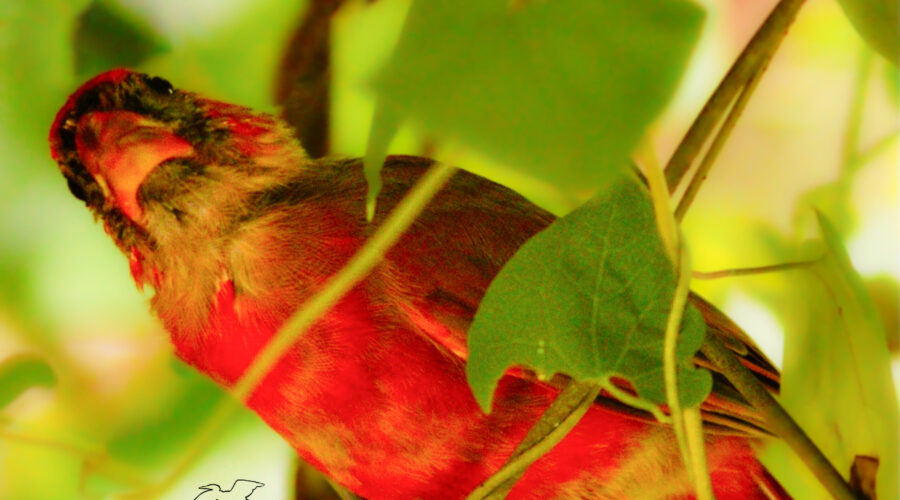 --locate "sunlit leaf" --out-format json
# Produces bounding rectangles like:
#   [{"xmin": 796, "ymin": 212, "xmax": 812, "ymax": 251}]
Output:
[
  {"xmin": 466, "ymin": 173, "xmax": 710, "ymax": 412},
  {"xmin": 362, "ymin": 102, "xmax": 403, "ymax": 220},
  {"xmin": 763, "ymin": 213, "xmax": 899, "ymax": 499},
  {"xmin": 371, "ymin": 0, "xmax": 704, "ymax": 192},
  {"xmin": 73, "ymin": 0, "xmax": 170, "ymax": 79}
]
